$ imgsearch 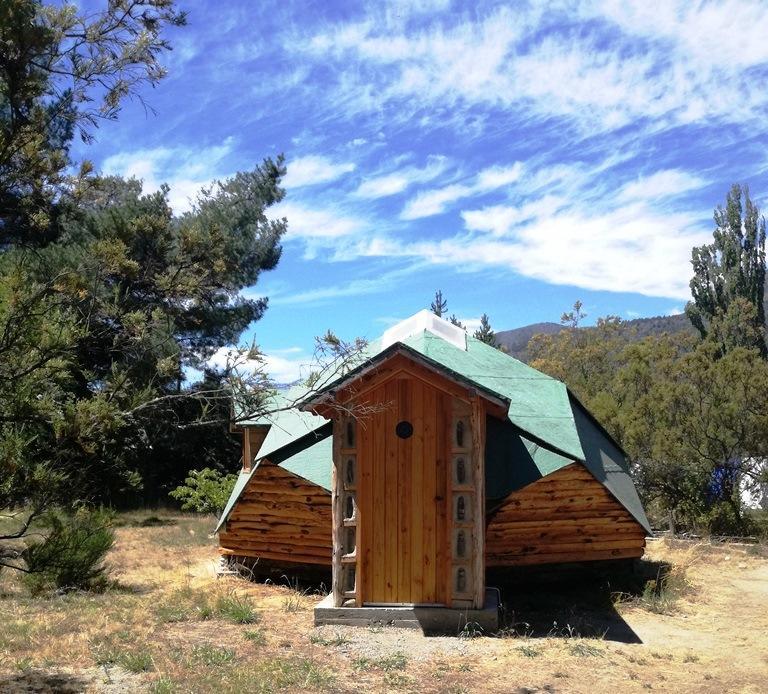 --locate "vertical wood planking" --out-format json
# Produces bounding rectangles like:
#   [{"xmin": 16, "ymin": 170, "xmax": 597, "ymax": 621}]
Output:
[
  {"xmin": 409, "ymin": 379, "xmax": 425, "ymax": 602},
  {"xmin": 421, "ymin": 383, "xmax": 437, "ymax": 603},
  {"xmin": 384, "ymin": 379, "xmax": 399, "ymax": 602},
  {"xmin": 434, "ymin": 391, "xmax": 448, "ymax": 605},
  {"xmin": 397, "ymin": 377, "xmax": 412, "ymax": 603},
  {"xmin": 371, "ymin": 383, "xmax": 386, "ymax": 602}
]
